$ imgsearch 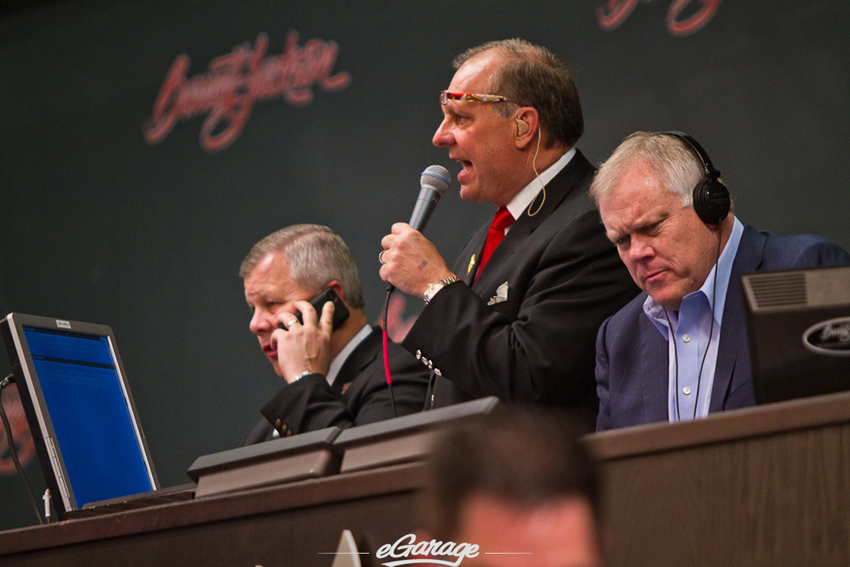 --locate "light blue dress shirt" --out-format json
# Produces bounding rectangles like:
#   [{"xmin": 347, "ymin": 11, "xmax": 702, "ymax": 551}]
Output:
[{"xmin": 643, "ymin": 217, "xmax": 744, "ymax": 422}]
